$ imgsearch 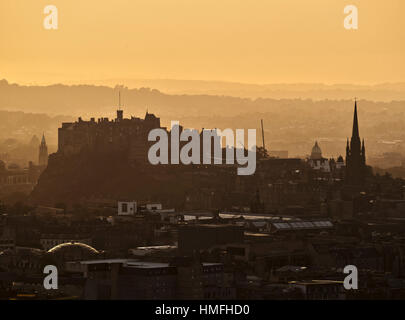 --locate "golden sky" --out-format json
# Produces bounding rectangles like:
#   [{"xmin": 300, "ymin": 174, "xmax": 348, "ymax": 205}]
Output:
[{"xmin": 0, "ymin": 0, "xmax": 404, "ymax": 85}]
